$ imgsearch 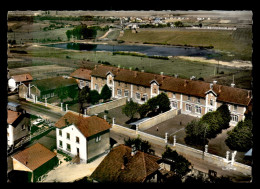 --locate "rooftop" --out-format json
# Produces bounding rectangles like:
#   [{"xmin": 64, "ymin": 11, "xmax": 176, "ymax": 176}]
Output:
[{"xmin": 11, "ymin": 73, "xmax": 33, "ymax": 82}]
